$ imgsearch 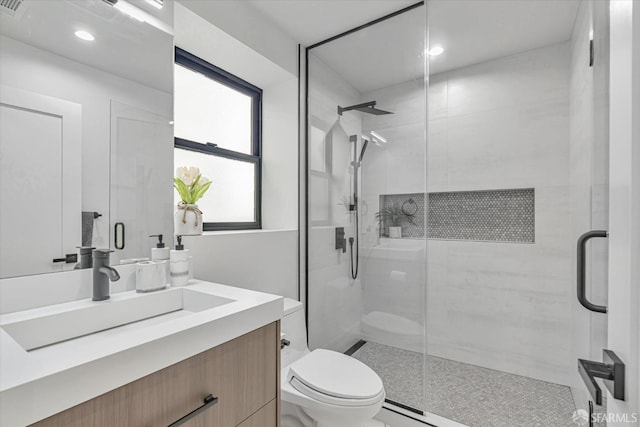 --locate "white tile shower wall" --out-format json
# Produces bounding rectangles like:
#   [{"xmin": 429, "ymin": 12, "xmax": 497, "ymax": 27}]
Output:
[
  {"xmin": 426, "ymin": 43, "xmax": 573, "ymax": 385},
  {"xmin": 362, "ymin": 43, "xmax": 573, "ymax": 384},
  {"xmin": 360, "ymin": 78, "xmax": 427, "ymax": 246},
  {"xmin": 307, "ymin": 53, "xmax": 363, "ymax": 352},
  {"xmin": 358, "ymin": 77, "xmax": 427, "ymax": 353}
]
